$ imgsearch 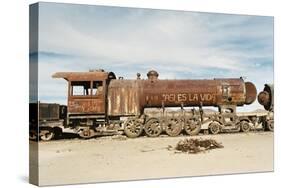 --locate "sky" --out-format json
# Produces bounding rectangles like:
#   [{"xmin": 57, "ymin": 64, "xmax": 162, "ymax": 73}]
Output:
[{"xmin": 30, "ymin": 2, "xmax": 274, "ymax": 112}]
